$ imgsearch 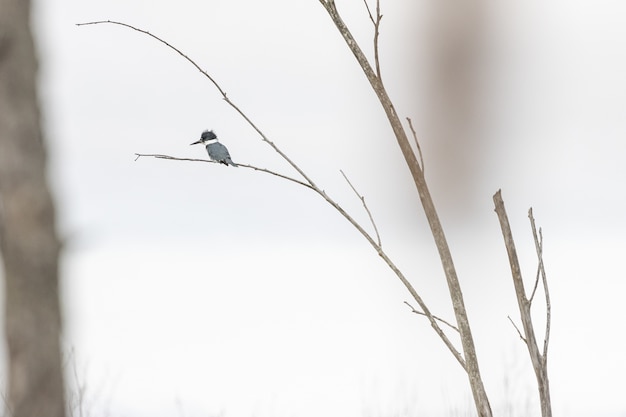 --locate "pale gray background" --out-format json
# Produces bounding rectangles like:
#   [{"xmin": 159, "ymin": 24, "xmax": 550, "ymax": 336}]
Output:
[{"xmin": 9, "ymin": 0, "xmax": 626, "ymax": 416}]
